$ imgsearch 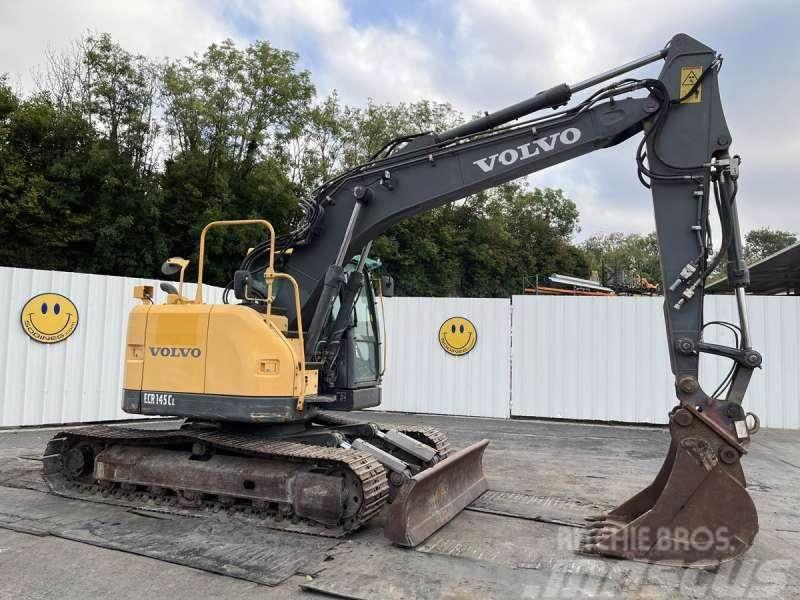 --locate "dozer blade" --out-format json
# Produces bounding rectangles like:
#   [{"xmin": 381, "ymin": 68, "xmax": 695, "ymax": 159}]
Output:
[
  {"xmin": 384, "ymin": 439, "xmax": 489, "ymax": 547},
  {"xmin": 580, "ymin": 406, "xmax": 758, "ymax": 567}
]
